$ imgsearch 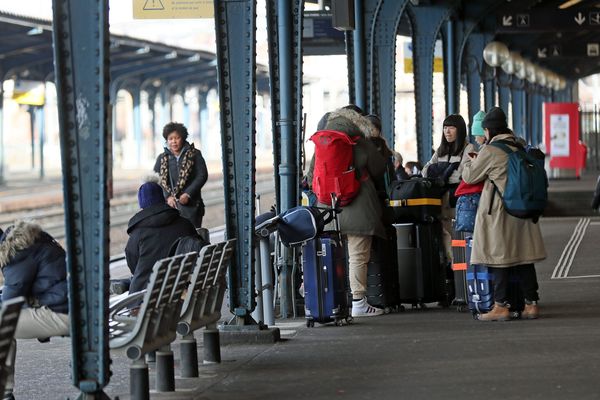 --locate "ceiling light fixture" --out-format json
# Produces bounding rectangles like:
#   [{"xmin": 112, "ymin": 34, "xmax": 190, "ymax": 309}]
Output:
[{"xmin": 558, "ymin": 0, "xmax": 583, "ymax": 9}]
